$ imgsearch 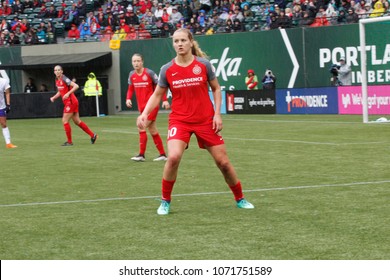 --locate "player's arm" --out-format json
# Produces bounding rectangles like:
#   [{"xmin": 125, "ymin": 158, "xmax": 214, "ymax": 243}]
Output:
[
  {"xmin": 137, "ymin": 85, "xmax": 167, "ymax": 129},
  {"xmin": 126, "ymin": 84, "xmax": 134, "ymax": 108},
  {"xmin": 50, "ymin": 91, "xmax": 61, "ymax": 102},
  {"xmin": 209, "ymin": 78, "xmax": 223, "ymax": 133}
]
